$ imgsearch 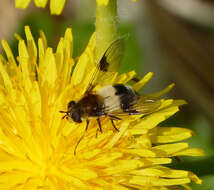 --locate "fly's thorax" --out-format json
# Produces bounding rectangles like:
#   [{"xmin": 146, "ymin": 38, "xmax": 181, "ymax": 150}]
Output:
[{"xmin": 69, "ymin": 94, "xmax": 105, "ymax": 120}]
